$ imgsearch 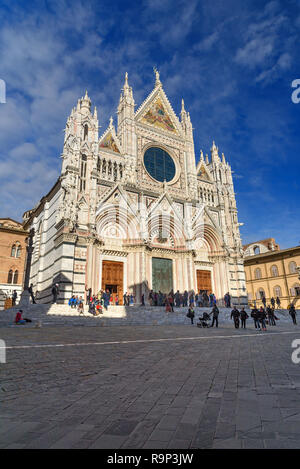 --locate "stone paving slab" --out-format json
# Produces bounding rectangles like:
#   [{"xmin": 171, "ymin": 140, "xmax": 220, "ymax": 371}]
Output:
[{"xmin": 0, "ymin": 322, "xmax": 300, "ymax": 448}]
